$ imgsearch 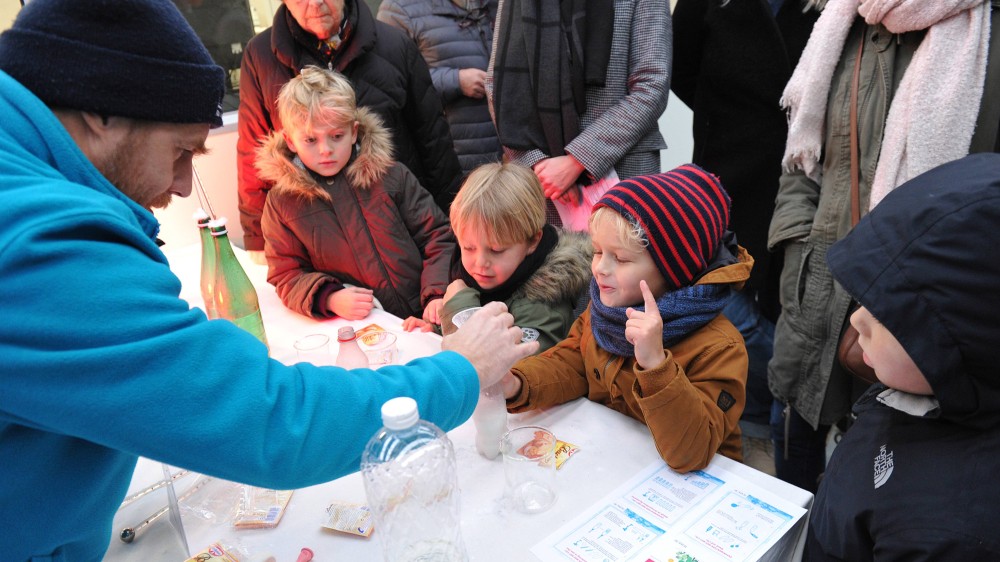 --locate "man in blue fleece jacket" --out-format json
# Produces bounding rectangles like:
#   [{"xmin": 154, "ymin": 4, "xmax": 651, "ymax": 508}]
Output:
[{"xmin": 0, "ymin": 2, "xmax": 537, "ymax": 561}]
